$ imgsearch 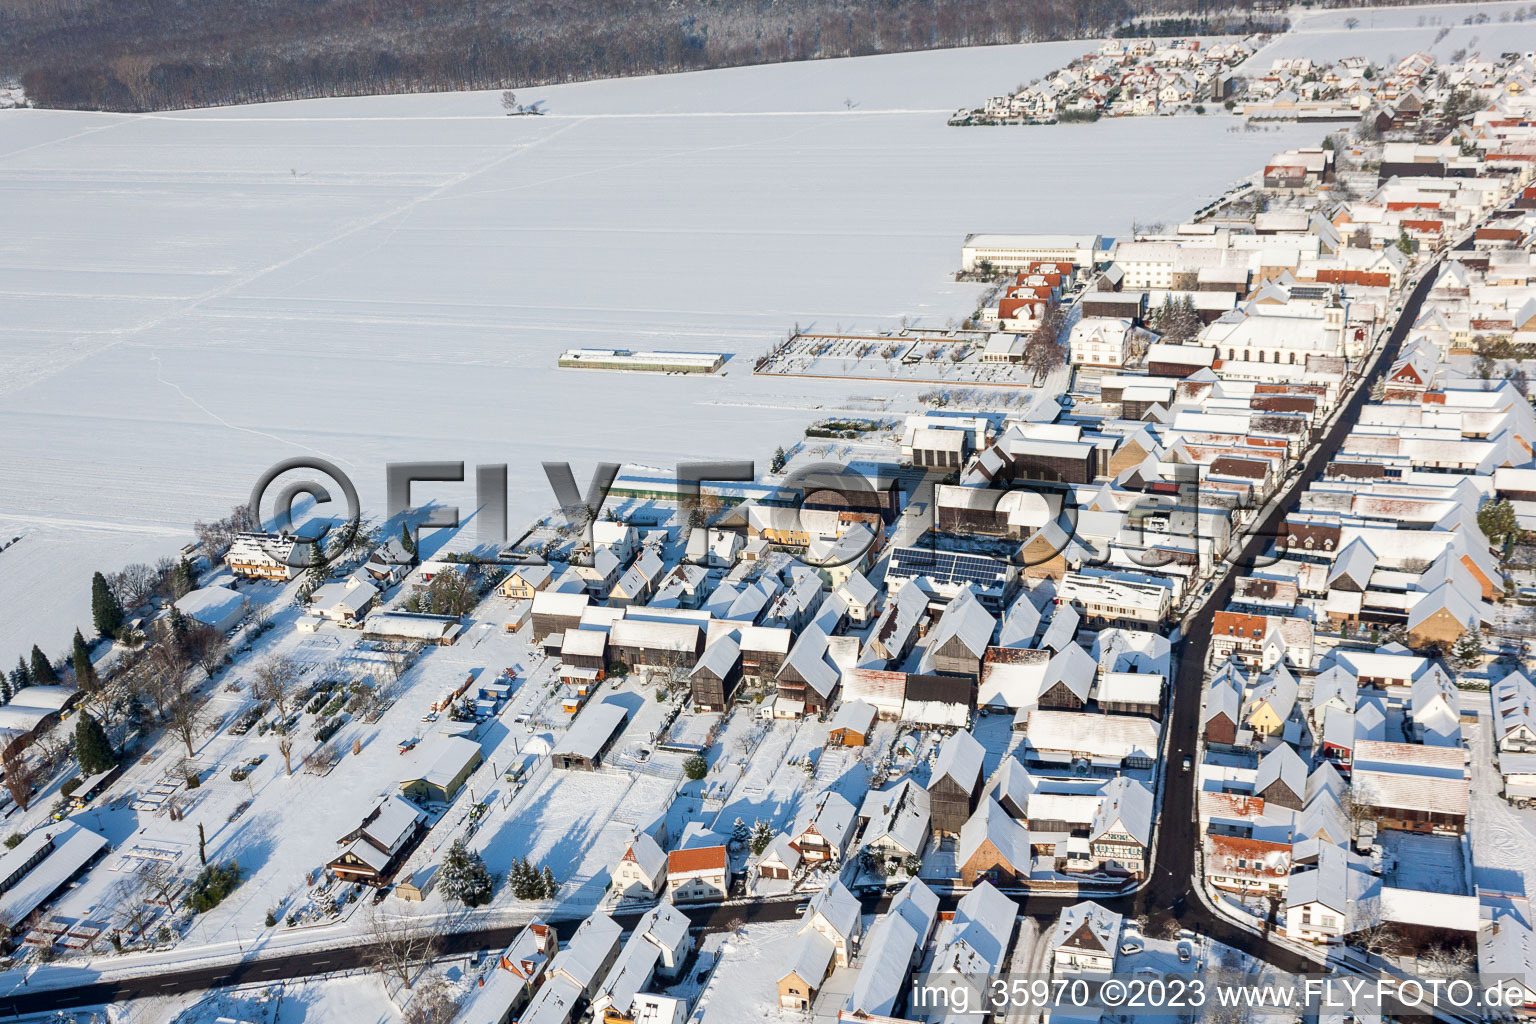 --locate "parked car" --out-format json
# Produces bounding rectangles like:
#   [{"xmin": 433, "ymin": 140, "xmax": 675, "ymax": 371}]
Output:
[
  {"xmin": 1177, "ymin": 941, "xmax": 1193, "ymax": 963},
  {"xmin": 1181, "ymin": 756, "xmax": 1192, "ymax": 772},
  {"xmin": 1120, "ymin": 939, "xmax": 1143, "ymax": 955}
]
